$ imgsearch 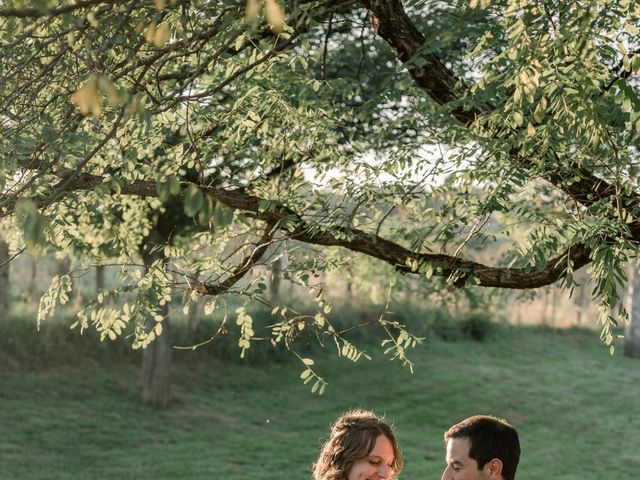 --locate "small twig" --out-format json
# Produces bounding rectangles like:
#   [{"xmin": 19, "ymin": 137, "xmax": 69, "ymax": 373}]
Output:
[
  {"xmin": 0, "ymin": 247, "xmax": 25, "ymax": 270},
  {"xmin": 321, "ymin": 12, "xmax": 334, "ymax": 81},
  {"xmin": 452, "ymin": 213, "xmax": 492, "ymax": 259}
]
